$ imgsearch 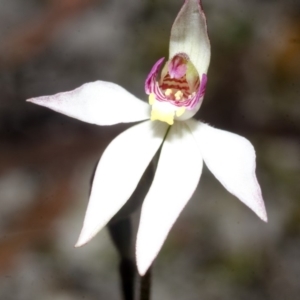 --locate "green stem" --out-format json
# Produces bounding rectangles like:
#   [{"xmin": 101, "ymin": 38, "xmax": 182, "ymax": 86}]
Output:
[{"xmin": 139, "ymin": 267, "xmax": 152, "ymax": 300}]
